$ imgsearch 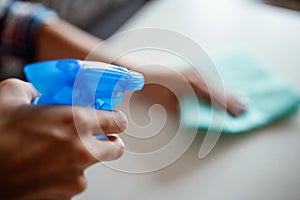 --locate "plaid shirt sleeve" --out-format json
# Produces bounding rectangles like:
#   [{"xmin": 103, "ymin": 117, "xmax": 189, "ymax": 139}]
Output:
[{"xmin": 0, "ymin": 0, "xmax": 57, "ymax": 63}]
